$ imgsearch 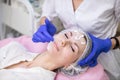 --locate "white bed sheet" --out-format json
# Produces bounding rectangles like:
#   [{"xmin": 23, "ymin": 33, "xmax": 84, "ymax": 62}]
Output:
[{"xmin": 0, "ymin": 42, "xmax": 56, "ymax": 80}]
